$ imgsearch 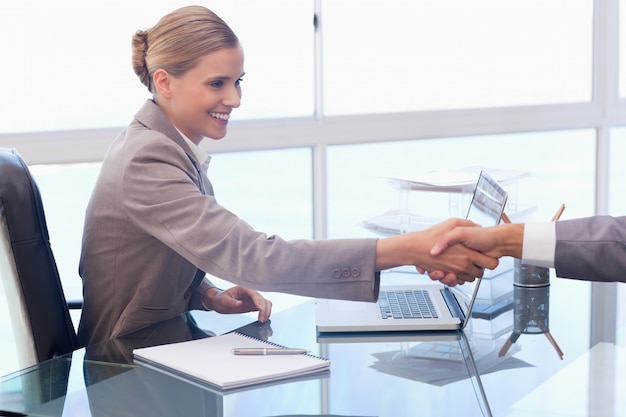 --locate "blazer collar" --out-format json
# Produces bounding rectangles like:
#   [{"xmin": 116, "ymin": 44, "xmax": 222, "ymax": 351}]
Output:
[
  {"xmin": 134, "ymin": 99, "xmax": 214, "ymax": 195},
  {"xmin": 134, "ymin": 99, "xmax": 196, "ymax": 162}
]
